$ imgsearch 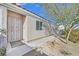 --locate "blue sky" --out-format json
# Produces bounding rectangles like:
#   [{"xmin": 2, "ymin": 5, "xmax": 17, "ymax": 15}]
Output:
[
  {"xmin": 20, "ymin": 3, "xmax": 48, "ymax": 19},
  {"xmin": 20, "ymin": 3, "xmax": 56, "ymax": 23}
]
